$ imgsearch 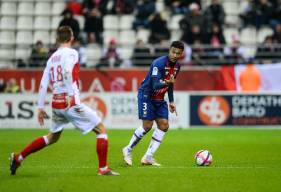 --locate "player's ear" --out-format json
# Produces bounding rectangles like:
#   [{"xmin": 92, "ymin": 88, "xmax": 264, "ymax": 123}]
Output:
[
  {"xmin": 180, "ymin": 50, "xmax": 184, "ymax": 57},
  {"xmin": 70, "ymin": 36, "xmax": 74, "ymax": 43}
]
